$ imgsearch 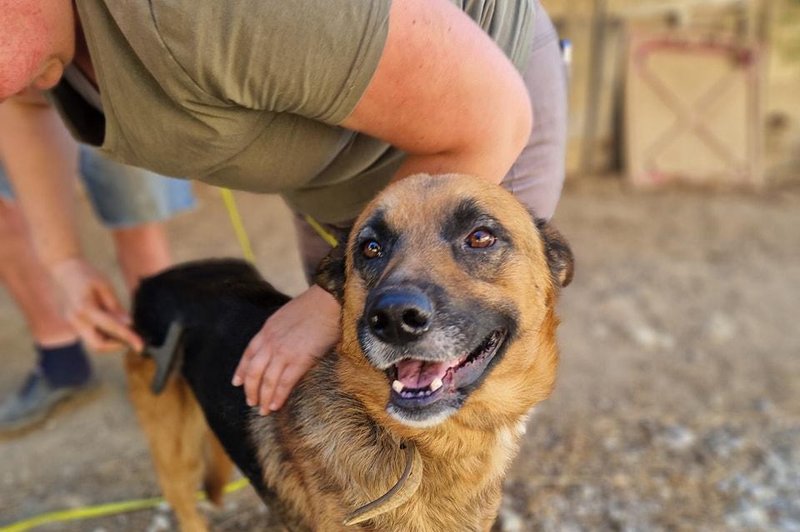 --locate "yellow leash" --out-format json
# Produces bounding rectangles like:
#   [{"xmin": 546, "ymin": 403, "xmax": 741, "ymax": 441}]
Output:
[
  {"xmin": 303, "ymin": 214, "xmax": 339, "ymax": 247},
  {"xmin": 0, "ymin": 478, "xmax": 250, "ymax": 532},
  {"xmin": 219, "ymin": 187, "xmax": 257, "ymax": 262},
  {"xmin": 219, "ymin": 187, "xmax": 339, "ymax": 261}
]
